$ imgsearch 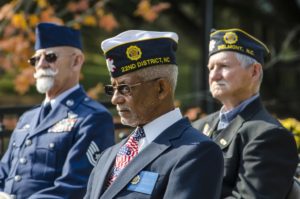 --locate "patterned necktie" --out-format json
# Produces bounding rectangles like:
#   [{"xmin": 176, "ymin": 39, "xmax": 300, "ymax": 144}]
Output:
[
  {"xmin": 107, "ymin": 127, "xmax": 145, "ymax": 186},
  {"xmin": 38, "ymin": 102, "xmax": 52, "ymax": 124}
]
